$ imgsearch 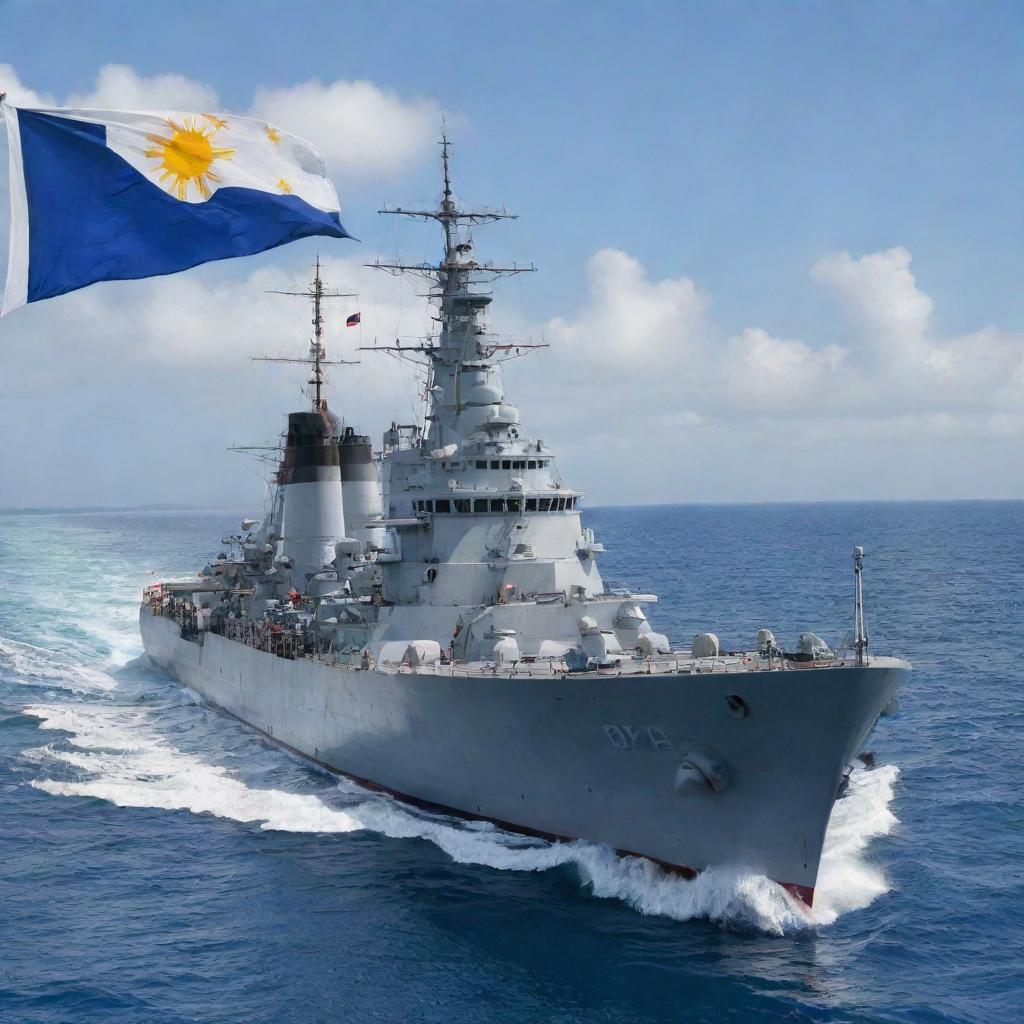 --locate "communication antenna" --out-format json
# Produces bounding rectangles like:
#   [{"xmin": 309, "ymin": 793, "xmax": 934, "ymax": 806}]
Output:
[
  {"xmin": 254, "ymin": 255, "xmax": 359, "ymax": 411},
  {"xmin": 370, "ymin": 131, "xmax": 536, "ymax": 282},
  {"xmin": 852, "ymin": 546, "xmax": 869, "ymax": 667}
]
